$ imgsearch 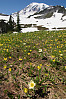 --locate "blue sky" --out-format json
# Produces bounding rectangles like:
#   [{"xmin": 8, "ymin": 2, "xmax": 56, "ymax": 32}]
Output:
[{"xmin": 0, "ymin": 0, "xmax": 66, "ymax": 15}]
